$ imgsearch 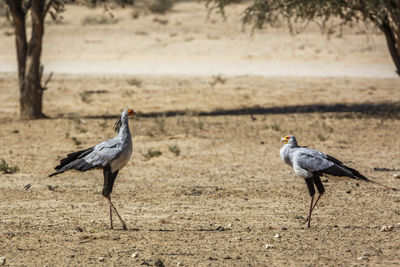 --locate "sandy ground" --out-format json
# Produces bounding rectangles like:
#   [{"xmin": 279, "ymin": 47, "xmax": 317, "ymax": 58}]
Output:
[
  {"xmin": 1, "ymin": 2, "xmax": 400, "ymax": 266},
  {"xmin": 0, "ymin": 2, "xmax": 397, "ymax": 77}
]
